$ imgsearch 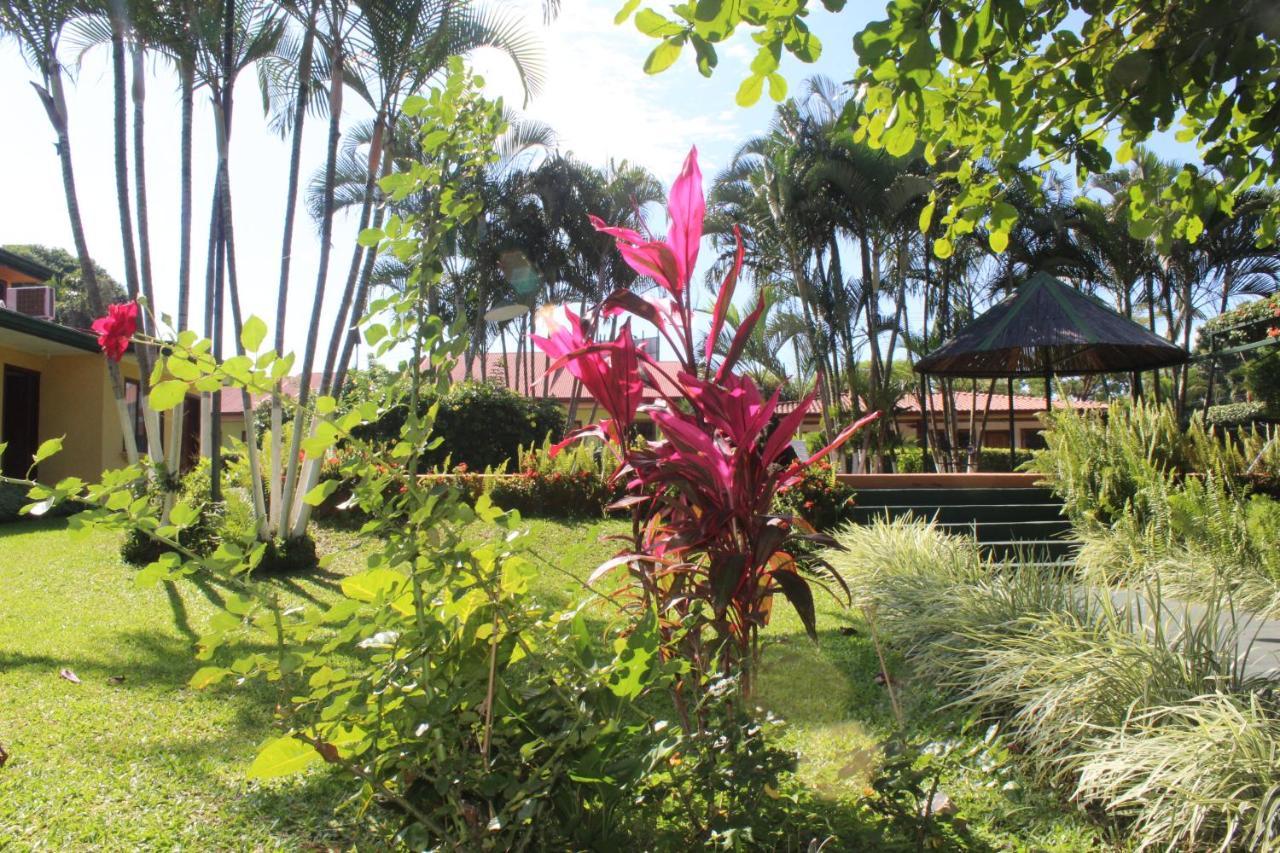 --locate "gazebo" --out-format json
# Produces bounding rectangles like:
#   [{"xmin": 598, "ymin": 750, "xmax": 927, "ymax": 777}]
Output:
[{"xmin": 914, "ymin": 271, "xmax": 1189, "ymax": 467}]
